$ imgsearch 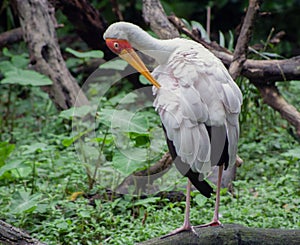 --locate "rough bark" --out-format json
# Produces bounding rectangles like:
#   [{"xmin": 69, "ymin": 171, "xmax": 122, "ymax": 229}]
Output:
[
  {"xmin": 14, "ymin": 0, "xmax": 89, "ymax": 110},
  {"xmin": 139, "ymin": 224, "xmax": 300, "ymax": 245},
  {"xmin": 0, "ymin": 220, "xmax": 46, "ymax": 245},
  {"xmin": 142, "ymin": 0, "xmax": 179, "ymax": 39}
]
